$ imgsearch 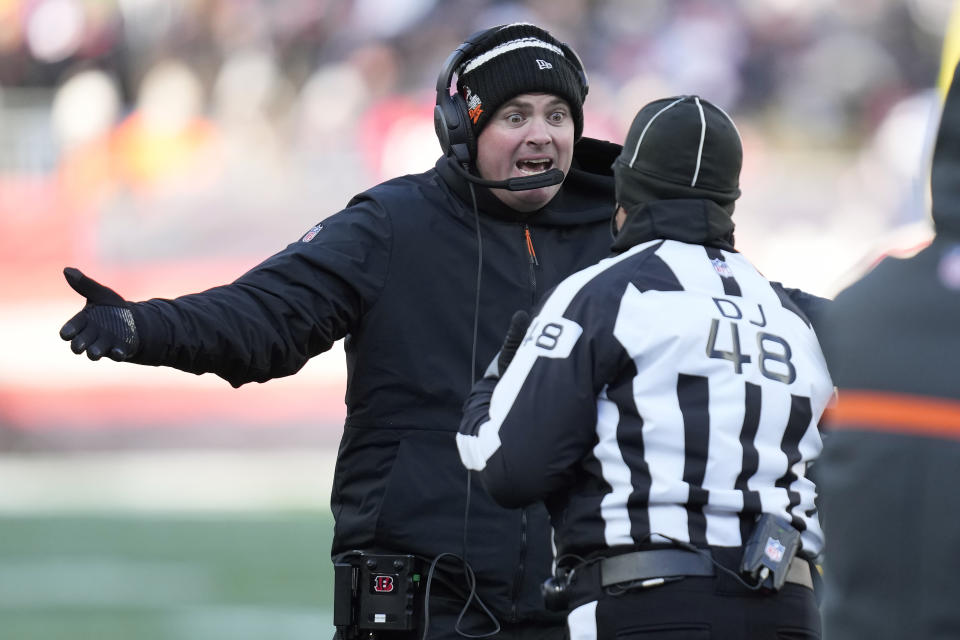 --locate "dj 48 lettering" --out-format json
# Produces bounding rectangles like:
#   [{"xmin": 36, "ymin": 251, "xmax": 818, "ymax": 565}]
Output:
[{"xmin": 707, "ymin": 298, "xmax": 796, "ymax": 384}]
